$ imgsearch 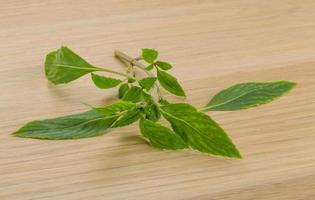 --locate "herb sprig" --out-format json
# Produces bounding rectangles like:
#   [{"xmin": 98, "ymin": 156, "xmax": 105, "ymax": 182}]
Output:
[{"xmin": 12, "ymin": 47, "xmax": 296, "ymax": 158}]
